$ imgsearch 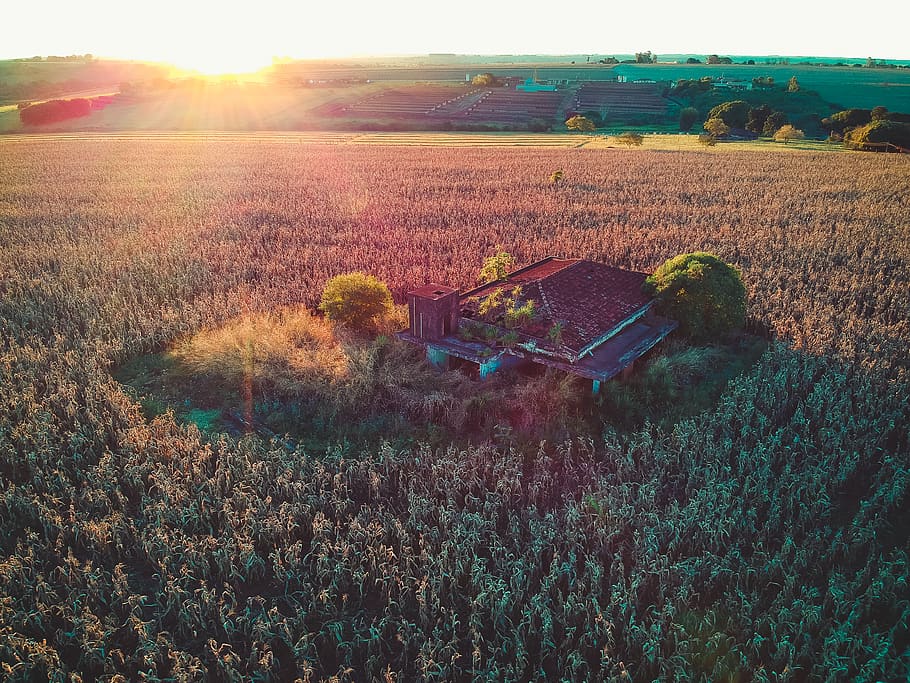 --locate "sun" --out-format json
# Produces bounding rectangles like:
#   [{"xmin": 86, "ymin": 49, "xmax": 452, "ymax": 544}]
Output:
[{"xmin": 173, "ymin": 49, "xmax": 270, "ymax": 76}]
